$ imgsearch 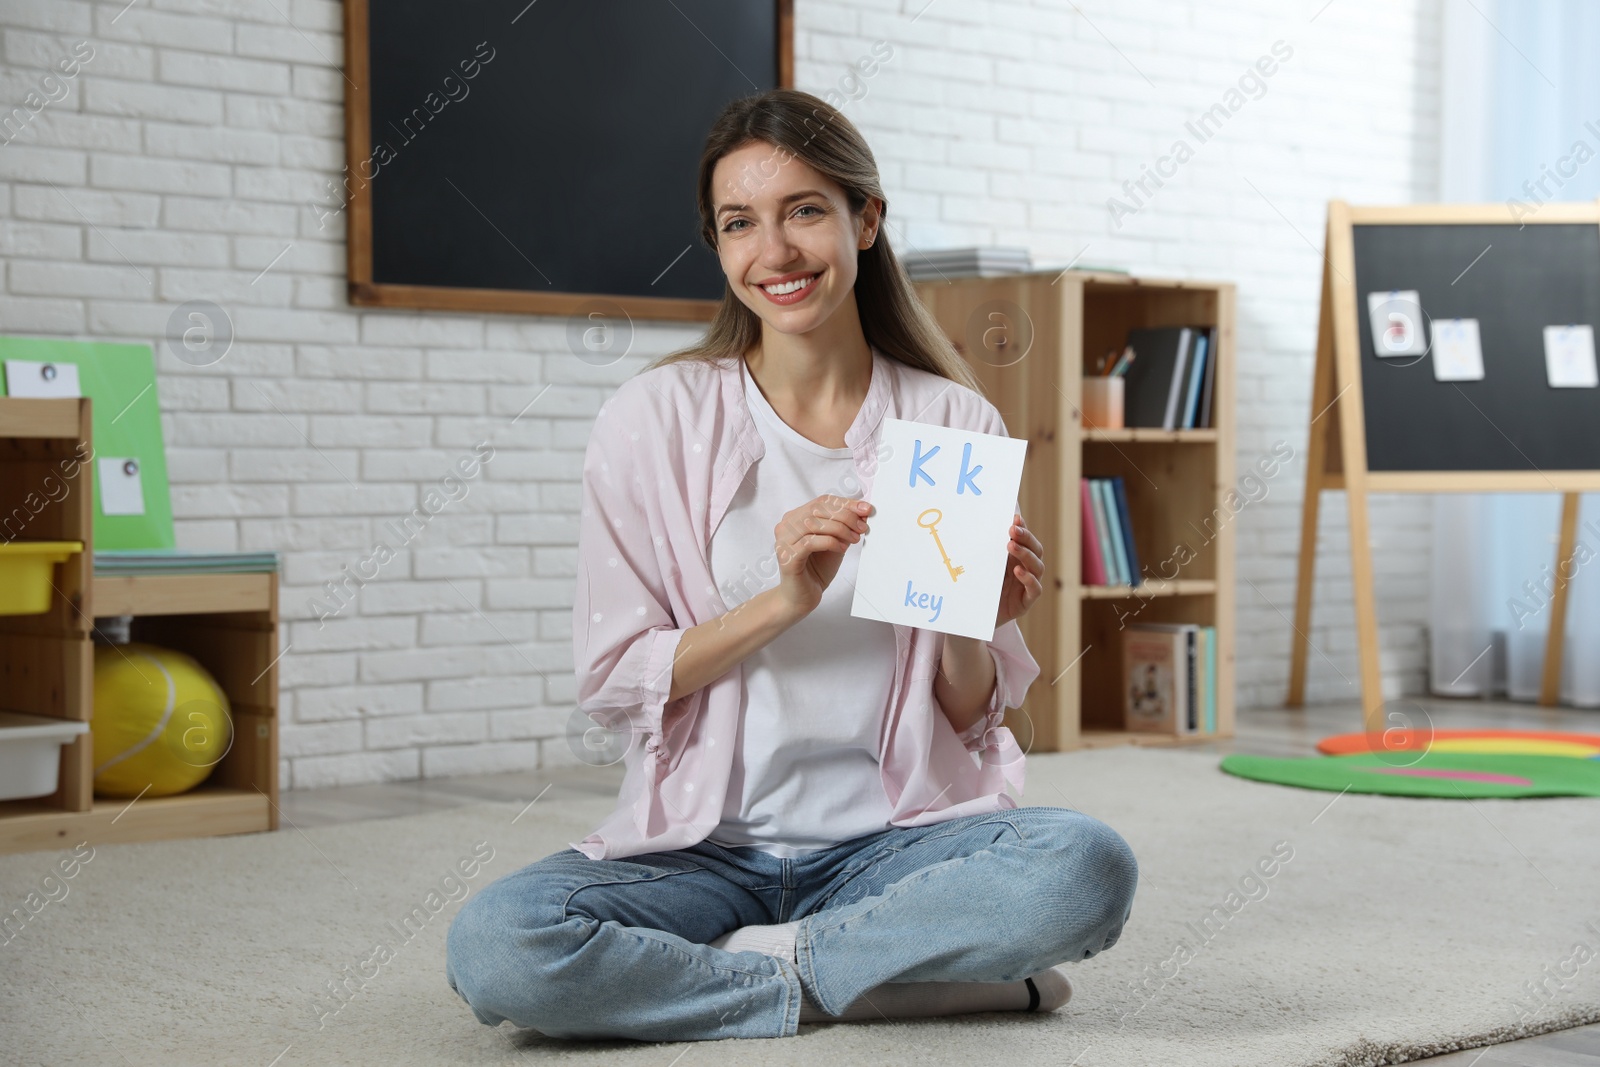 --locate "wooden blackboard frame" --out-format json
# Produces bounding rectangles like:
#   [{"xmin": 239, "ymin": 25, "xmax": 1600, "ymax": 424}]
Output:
[
  {"xmin": 1288, "ymin": 200, "xmax": 1600, "ymax": 731},
  {"xmin": 341, "ymin": 0, "xmax": 794, "ymax": 323}
]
